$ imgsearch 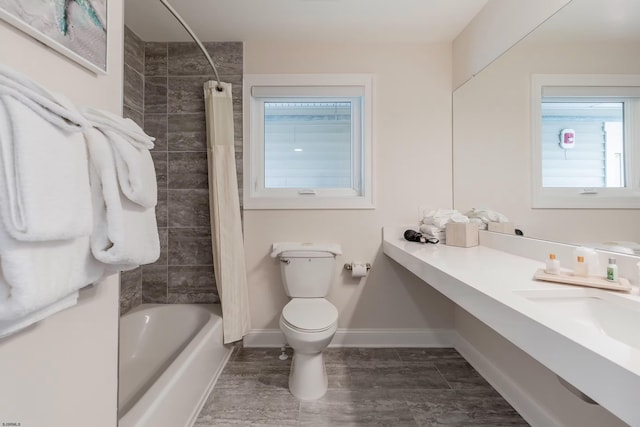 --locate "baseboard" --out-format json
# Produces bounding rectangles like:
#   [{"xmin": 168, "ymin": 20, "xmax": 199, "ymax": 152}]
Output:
[
  {"xmin": 453, "ymin": 333, "xmax": 560, "ymax": 427},
  {"xmin": 243, "ymin": 328, "xmax": 456, "ymax": 348},
  {"xmin": 243, "ymin": 329, "xmax": 286, "ymax": 347}
]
